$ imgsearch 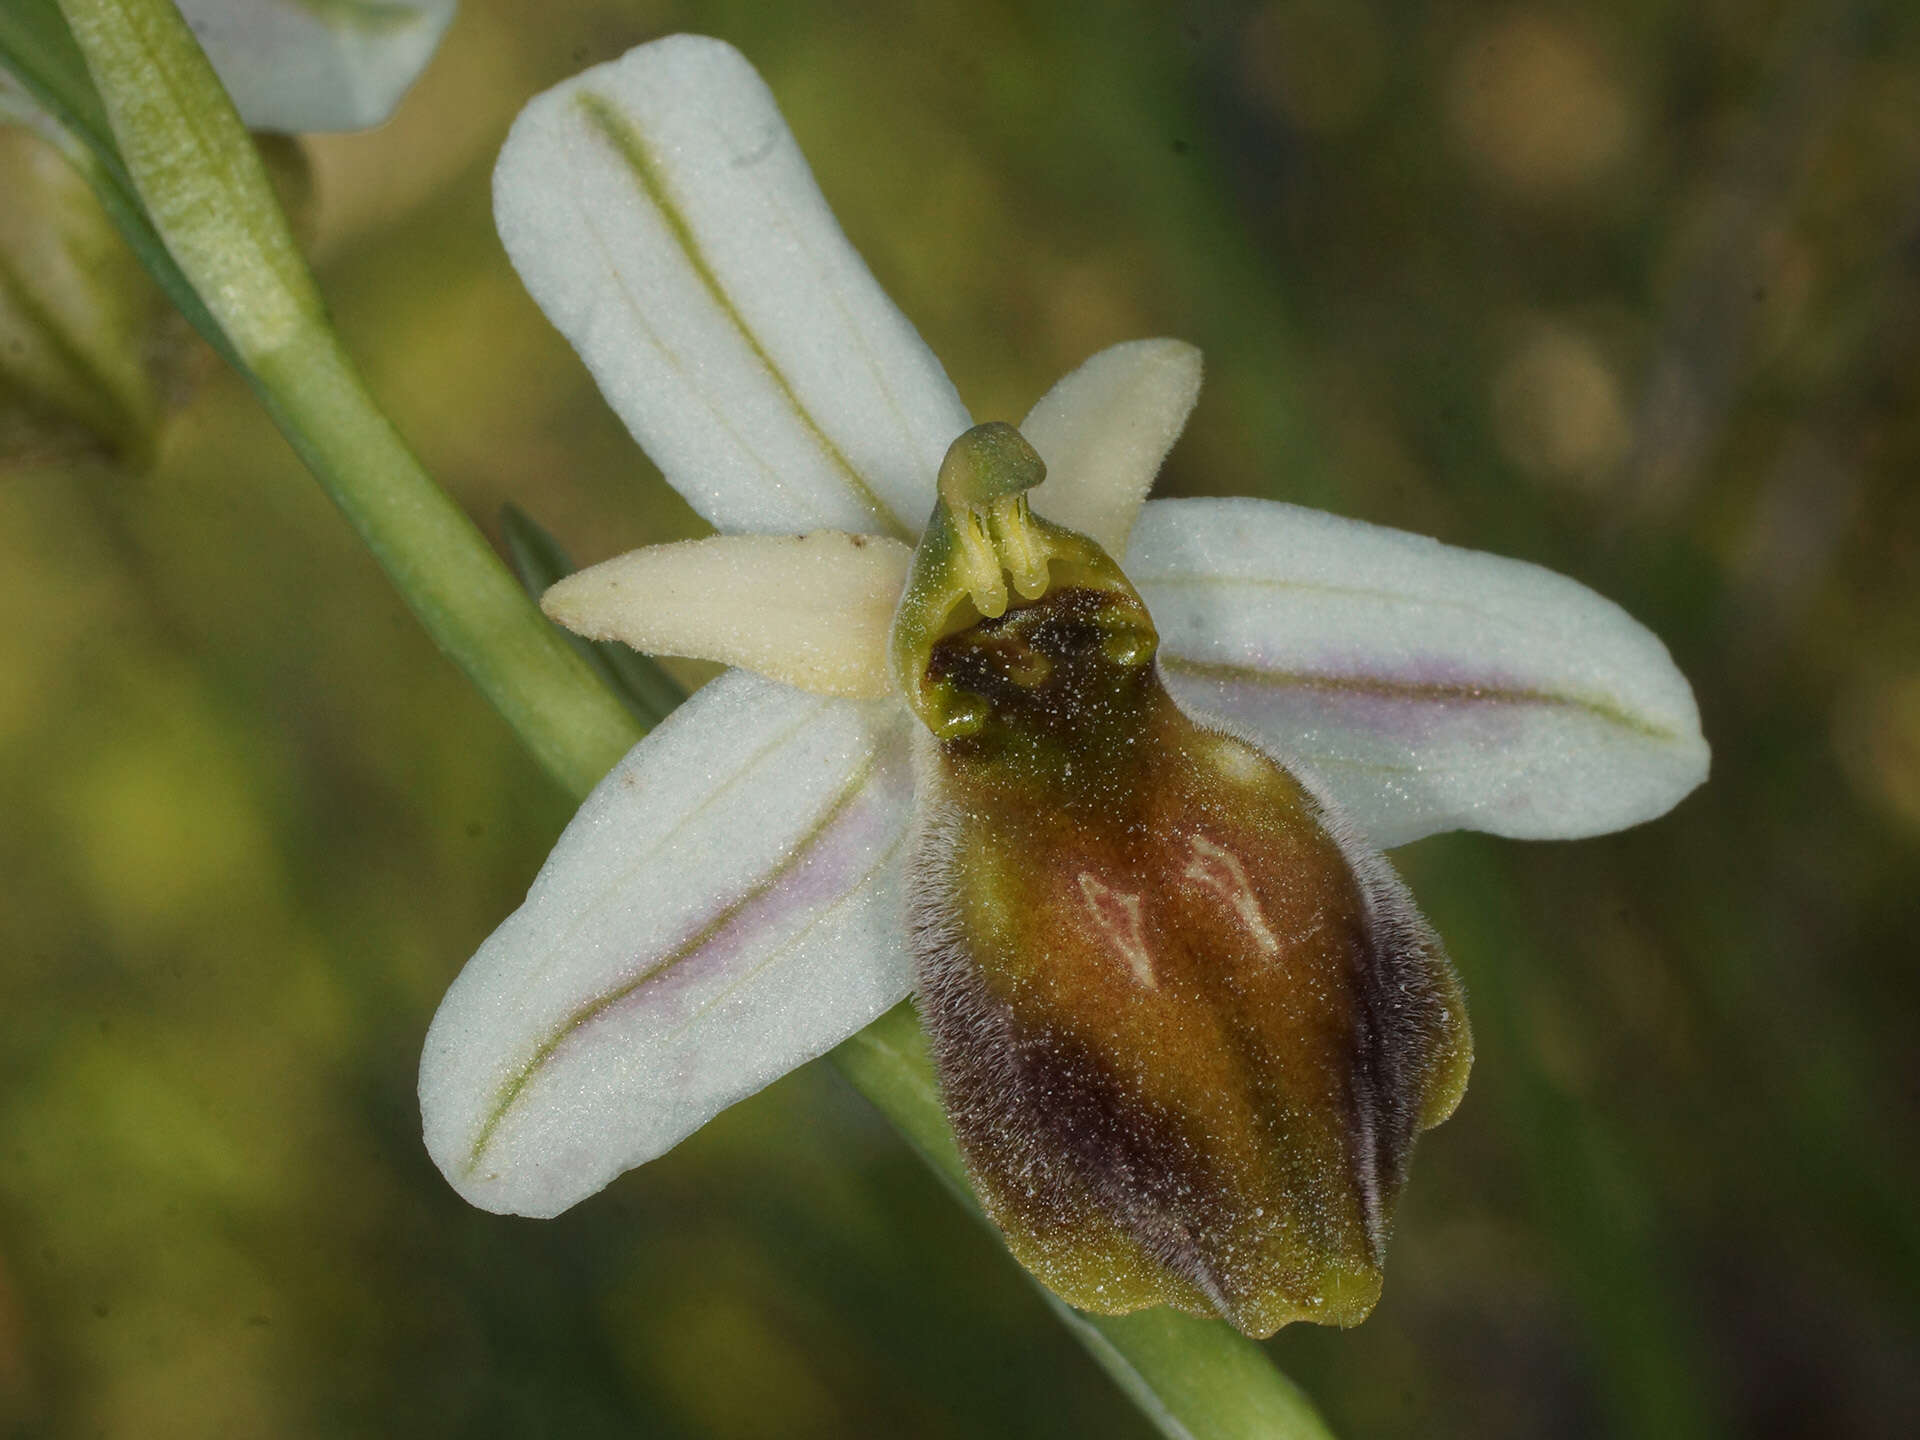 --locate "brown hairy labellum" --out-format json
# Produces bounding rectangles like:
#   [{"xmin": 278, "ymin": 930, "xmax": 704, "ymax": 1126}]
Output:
[{"xmin": 907, "ymin": 584, "xmax": 1471, "ymax": 1338}]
